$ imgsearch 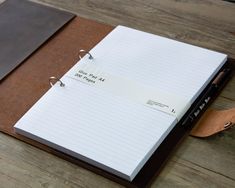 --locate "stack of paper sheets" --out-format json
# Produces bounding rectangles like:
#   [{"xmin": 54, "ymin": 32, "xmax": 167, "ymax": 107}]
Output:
[{"xmin": 14, "ymin": 26, "xmax": 227, "ymax": 181}]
